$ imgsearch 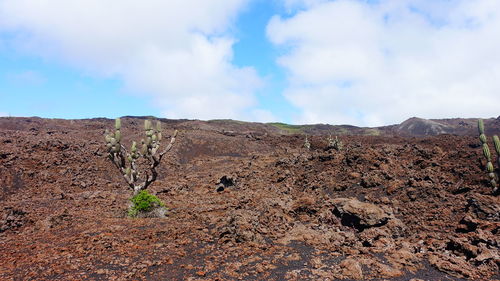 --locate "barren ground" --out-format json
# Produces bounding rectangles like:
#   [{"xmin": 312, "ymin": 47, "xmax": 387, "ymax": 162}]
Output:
[{"xmin": 0, "ymin": 117, "xmax": 499, "ymax": 280}]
